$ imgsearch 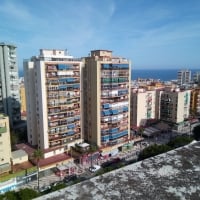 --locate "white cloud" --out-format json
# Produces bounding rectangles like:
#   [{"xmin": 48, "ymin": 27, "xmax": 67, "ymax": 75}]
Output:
[{"xmin": 0, "ymin": 1, "xmax": 33, "ymax": 21}]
